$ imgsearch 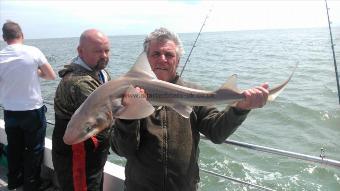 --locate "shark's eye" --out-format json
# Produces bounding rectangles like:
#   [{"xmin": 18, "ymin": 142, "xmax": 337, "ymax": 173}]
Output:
[
  {"xmin": 96, "ymin": 118, "xmax": 105, "ymax": 126},
  {"xmin": 84, "ymin": 123, "xmax": 93, "ymax": 133},
  {"xmin": 96, "ymin": 112, "xmax": 109, "ymax": 126},
  {"xmin": 112, "ymin": 105, "xmax": 124, "ymax": 117}
]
